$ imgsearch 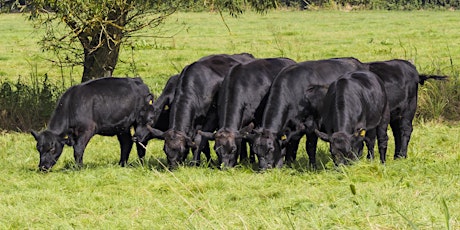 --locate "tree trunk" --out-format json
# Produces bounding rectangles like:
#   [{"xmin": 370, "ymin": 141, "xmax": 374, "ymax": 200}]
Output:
[
  {"xmin": 81, "ymin": 43, "xmax": 120, "ymax": 82},
  {"xmin": 78, "ymin": 6, "xmax": 126, "ymax": 83}
]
